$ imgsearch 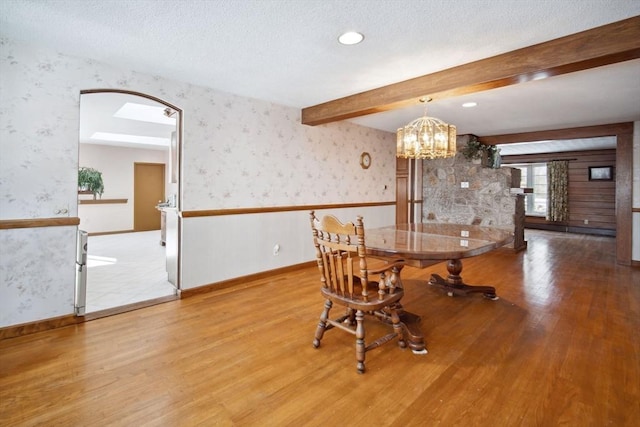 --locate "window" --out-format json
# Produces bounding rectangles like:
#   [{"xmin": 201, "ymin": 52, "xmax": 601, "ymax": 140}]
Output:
[{"xmin": 511, "ymin": 163, "xmax": 547, "ymax": 216}]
